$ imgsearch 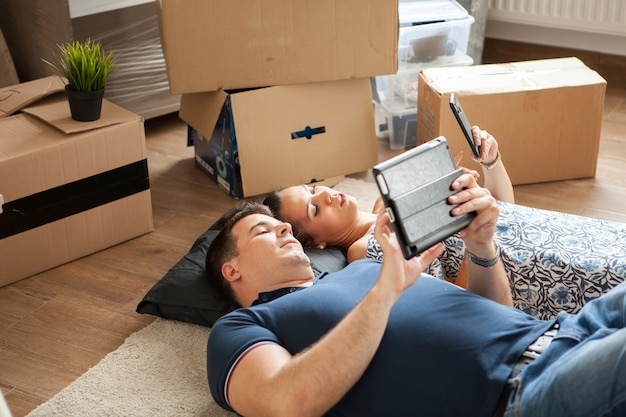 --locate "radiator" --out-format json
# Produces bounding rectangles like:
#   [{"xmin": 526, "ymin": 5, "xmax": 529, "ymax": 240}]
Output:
[
  {"xmin": 486, "ymin": 0, "xmax": 626, "ymax": 55},
  {"xmin": 488, "ymin": 0, "xmax": 626, "ymax": 37}
]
